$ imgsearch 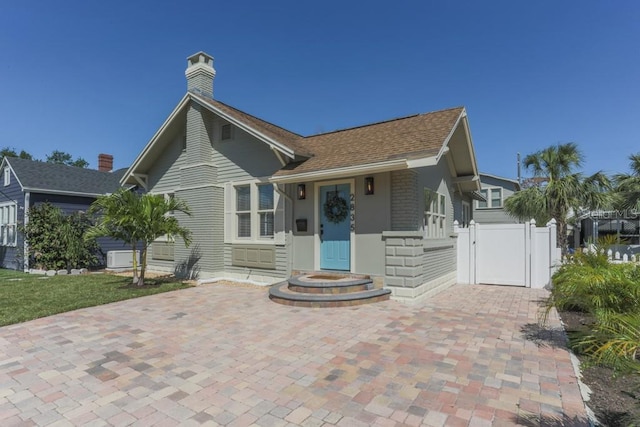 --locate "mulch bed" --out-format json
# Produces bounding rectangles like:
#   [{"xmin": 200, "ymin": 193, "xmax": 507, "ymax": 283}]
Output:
[{"xmin": 560, "ymin": 311, "xmax": 640, "ymax": 426}]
